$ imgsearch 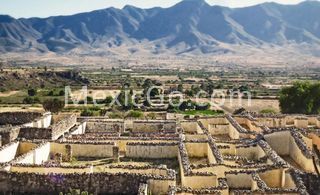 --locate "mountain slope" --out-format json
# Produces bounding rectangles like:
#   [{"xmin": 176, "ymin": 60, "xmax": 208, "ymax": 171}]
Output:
[{"xmin": 0, "ymin": 0, "xmax": 320, "ymax": 55}]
